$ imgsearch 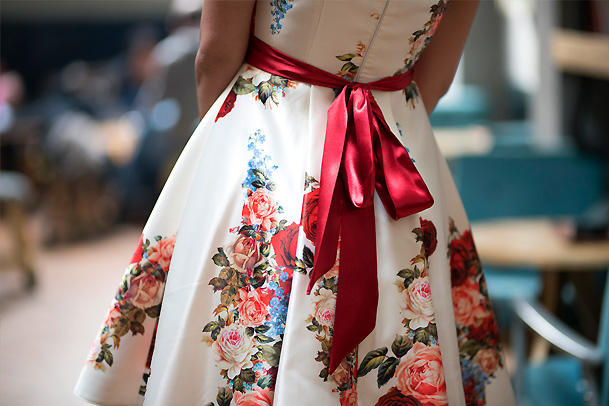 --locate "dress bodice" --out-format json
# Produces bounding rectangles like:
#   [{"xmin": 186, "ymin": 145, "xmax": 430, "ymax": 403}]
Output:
[{"xmin": 253, "ymin": 0, "xmax": 449, "ymax": 82}]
